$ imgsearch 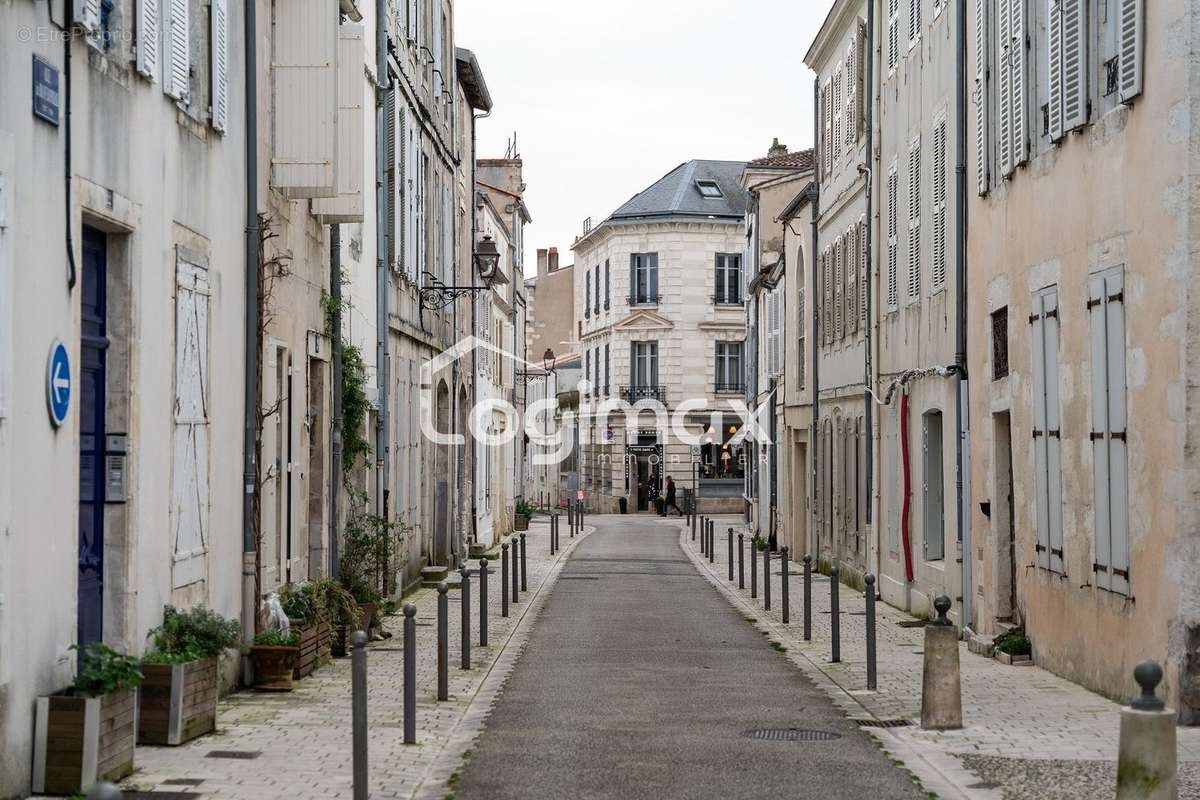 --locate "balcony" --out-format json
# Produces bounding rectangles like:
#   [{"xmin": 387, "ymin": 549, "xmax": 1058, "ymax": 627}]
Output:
[
  {"xmin": 714, "ymin": 381, "xmax": 745, "ymax": 395},
  {"xmin": 621, "ymin": 385, "xmax": 666, "ymax": 404},
  {"xmin": 627, "ymin": 294, "xmax": 659, "ymax": 306}
]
